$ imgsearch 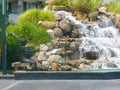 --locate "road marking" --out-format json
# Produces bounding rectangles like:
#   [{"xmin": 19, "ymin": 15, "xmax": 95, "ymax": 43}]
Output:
[{"xmin": 1, "ymin": 80, "xmax": 23, "ymax": 90}]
